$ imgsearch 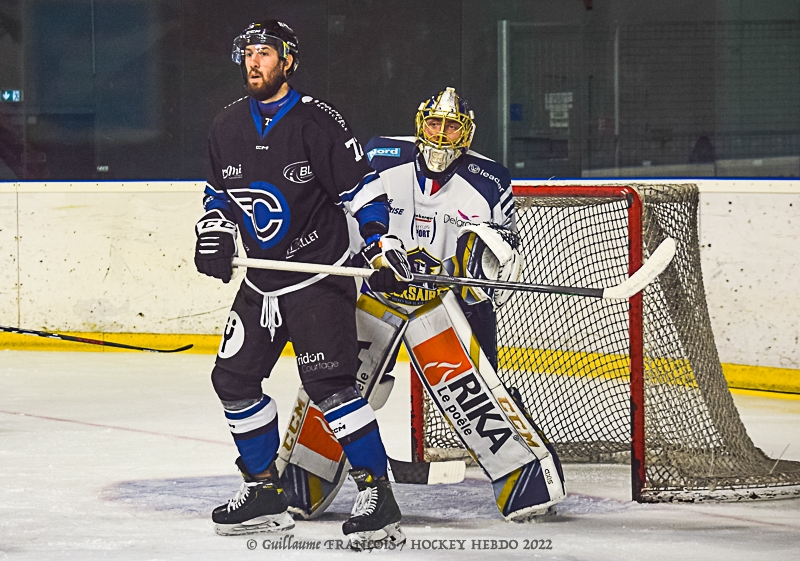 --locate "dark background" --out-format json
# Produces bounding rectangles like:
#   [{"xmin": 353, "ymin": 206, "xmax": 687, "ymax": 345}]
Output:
[{"xmin": 1, "ymin": 0, "xmax": 799, "ymax": 180}]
